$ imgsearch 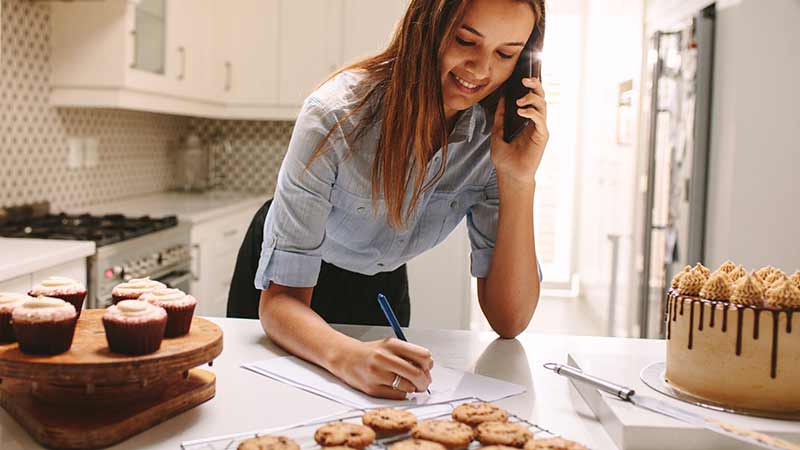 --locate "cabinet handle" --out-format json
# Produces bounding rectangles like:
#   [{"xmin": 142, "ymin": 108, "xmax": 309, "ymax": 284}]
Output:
[
  {"xmin": 130, "ymin": 29, "xmax": 138, "ymax": 68},
  {"xmin": 191, "ymin": 244, "xmax": 201, "ymax": 281},
  {"xmin": 177, "ymin": 46, "xmax": 186, "ymax": 80},
  {"xmin": 224, "ymin": 61, "xmax": 232, "ymax": 92}
]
